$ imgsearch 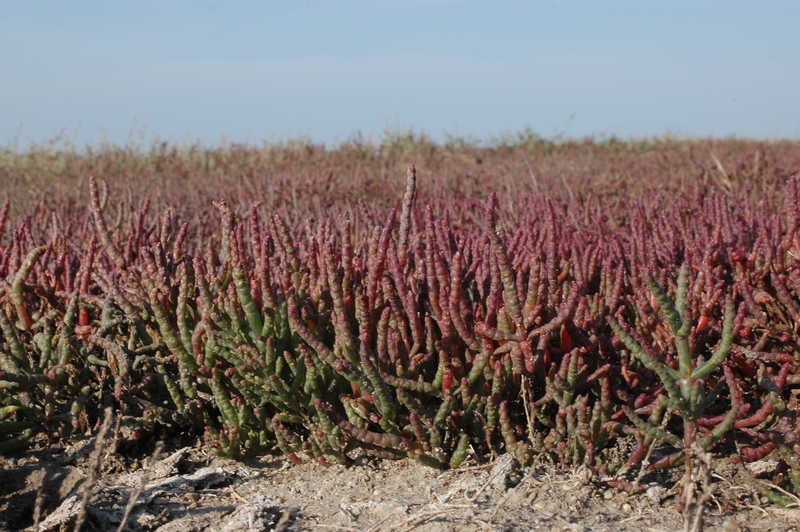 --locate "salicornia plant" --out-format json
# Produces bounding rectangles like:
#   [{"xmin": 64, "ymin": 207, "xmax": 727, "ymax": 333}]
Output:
[{"xmin": 609, "ymin": 263, "xmax": 738, "ymax": 508}]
